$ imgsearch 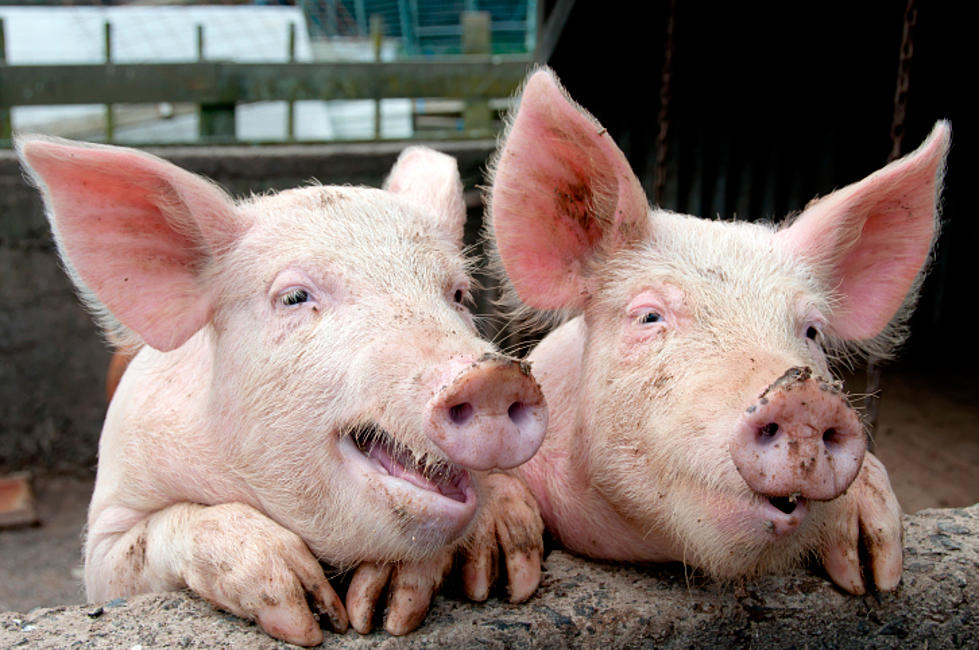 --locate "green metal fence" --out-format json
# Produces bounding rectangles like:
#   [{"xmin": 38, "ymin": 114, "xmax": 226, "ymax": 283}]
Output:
[{"xmin": 0, "ymin": 7, "xmax": 532, "ymax": 146}]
